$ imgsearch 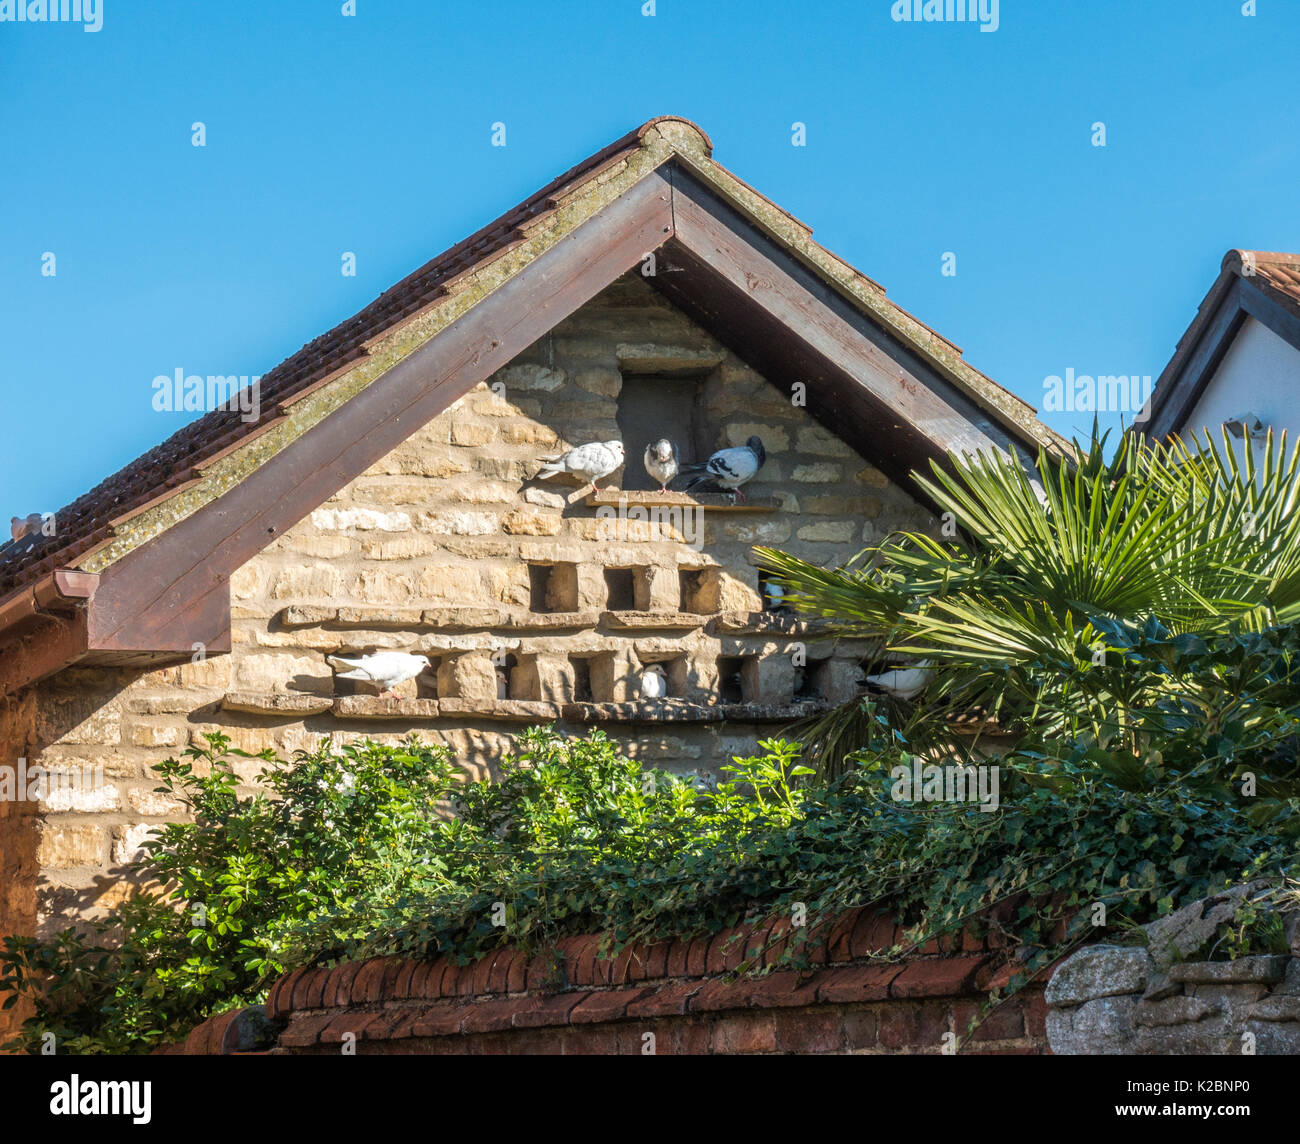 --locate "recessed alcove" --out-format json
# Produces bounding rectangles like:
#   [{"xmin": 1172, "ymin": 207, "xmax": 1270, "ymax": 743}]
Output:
[
  {"xmin": 529, "ymin": 562, "xmax": 579, "ymax": 613},
  {"xmin": 794, "ymin": 657, "xmax": 832, "ymax": 701},
  {"xmin": 634, "ymin": 653, "xmax": 688, "ymax": 699},
  {"xmin": 715, "ymin": 654, "xmax": 759, "ymax": 704},
  {"xmin": 603, "ymin": 568, "xmax": 638, "ymax": 612}
]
